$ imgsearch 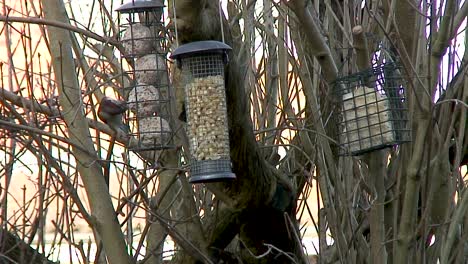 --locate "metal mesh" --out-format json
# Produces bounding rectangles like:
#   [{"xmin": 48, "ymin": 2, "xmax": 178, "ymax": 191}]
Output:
[
  {"xmin": 118, "ymin": 9, "xmax": 174, "ymax": 151},
  {"xmin": 189, "ymin": 160, "xmax": 236, "ymax": 183},
  {"xmin": 181, "ymin": 53, "xmax": 225, "ymax": 78},
  {"xmin": 180, "ymin": 53, "xmax": 235, "ymax": 181},
  {"xmin": 334, "ymin": 63, "xmax": 411, "ymax": 155}
]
